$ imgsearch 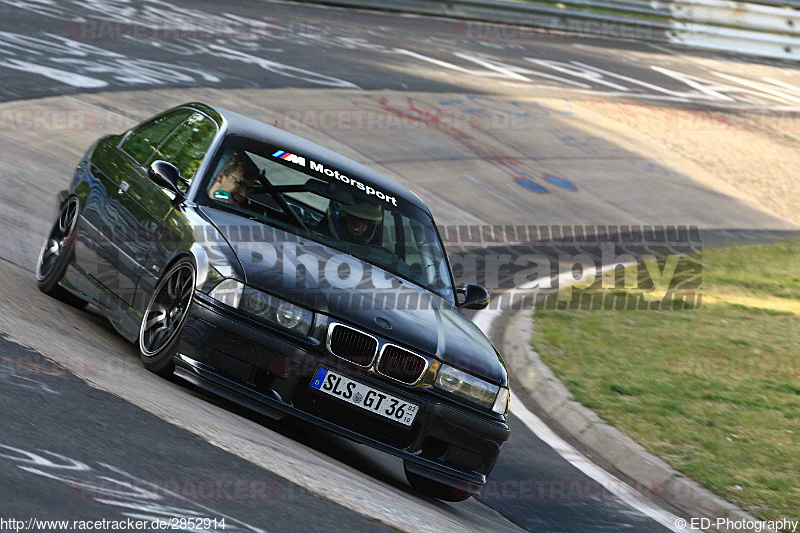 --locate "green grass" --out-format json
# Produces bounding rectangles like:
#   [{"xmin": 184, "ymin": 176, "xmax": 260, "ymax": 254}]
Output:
[{"xmin": 533, "ymin": 239, "xmax": 800, "ymax": 521}]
